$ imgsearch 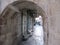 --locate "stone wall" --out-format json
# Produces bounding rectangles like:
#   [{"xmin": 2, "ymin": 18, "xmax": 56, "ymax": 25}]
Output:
[
  {"xmin": 48, "ymin": 0, "xmax": 60, "ymax": 45},
  {"xmin": 0, "ymin": 8, "xmax": 34, "ymax": 45},
  {"xmin": 0, "ymin": 0, "xmax": 17, "ymax": 13}
]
